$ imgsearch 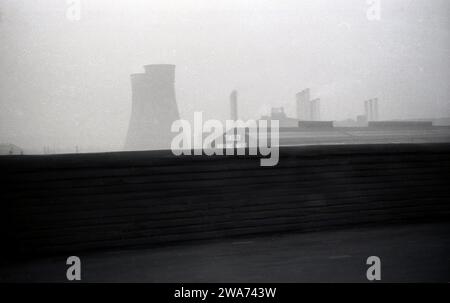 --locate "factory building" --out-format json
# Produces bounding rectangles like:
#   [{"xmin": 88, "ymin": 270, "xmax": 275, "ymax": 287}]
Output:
[{"xmin": 260, "ymin": 107, "xmax": 299, "ymax": 127}]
